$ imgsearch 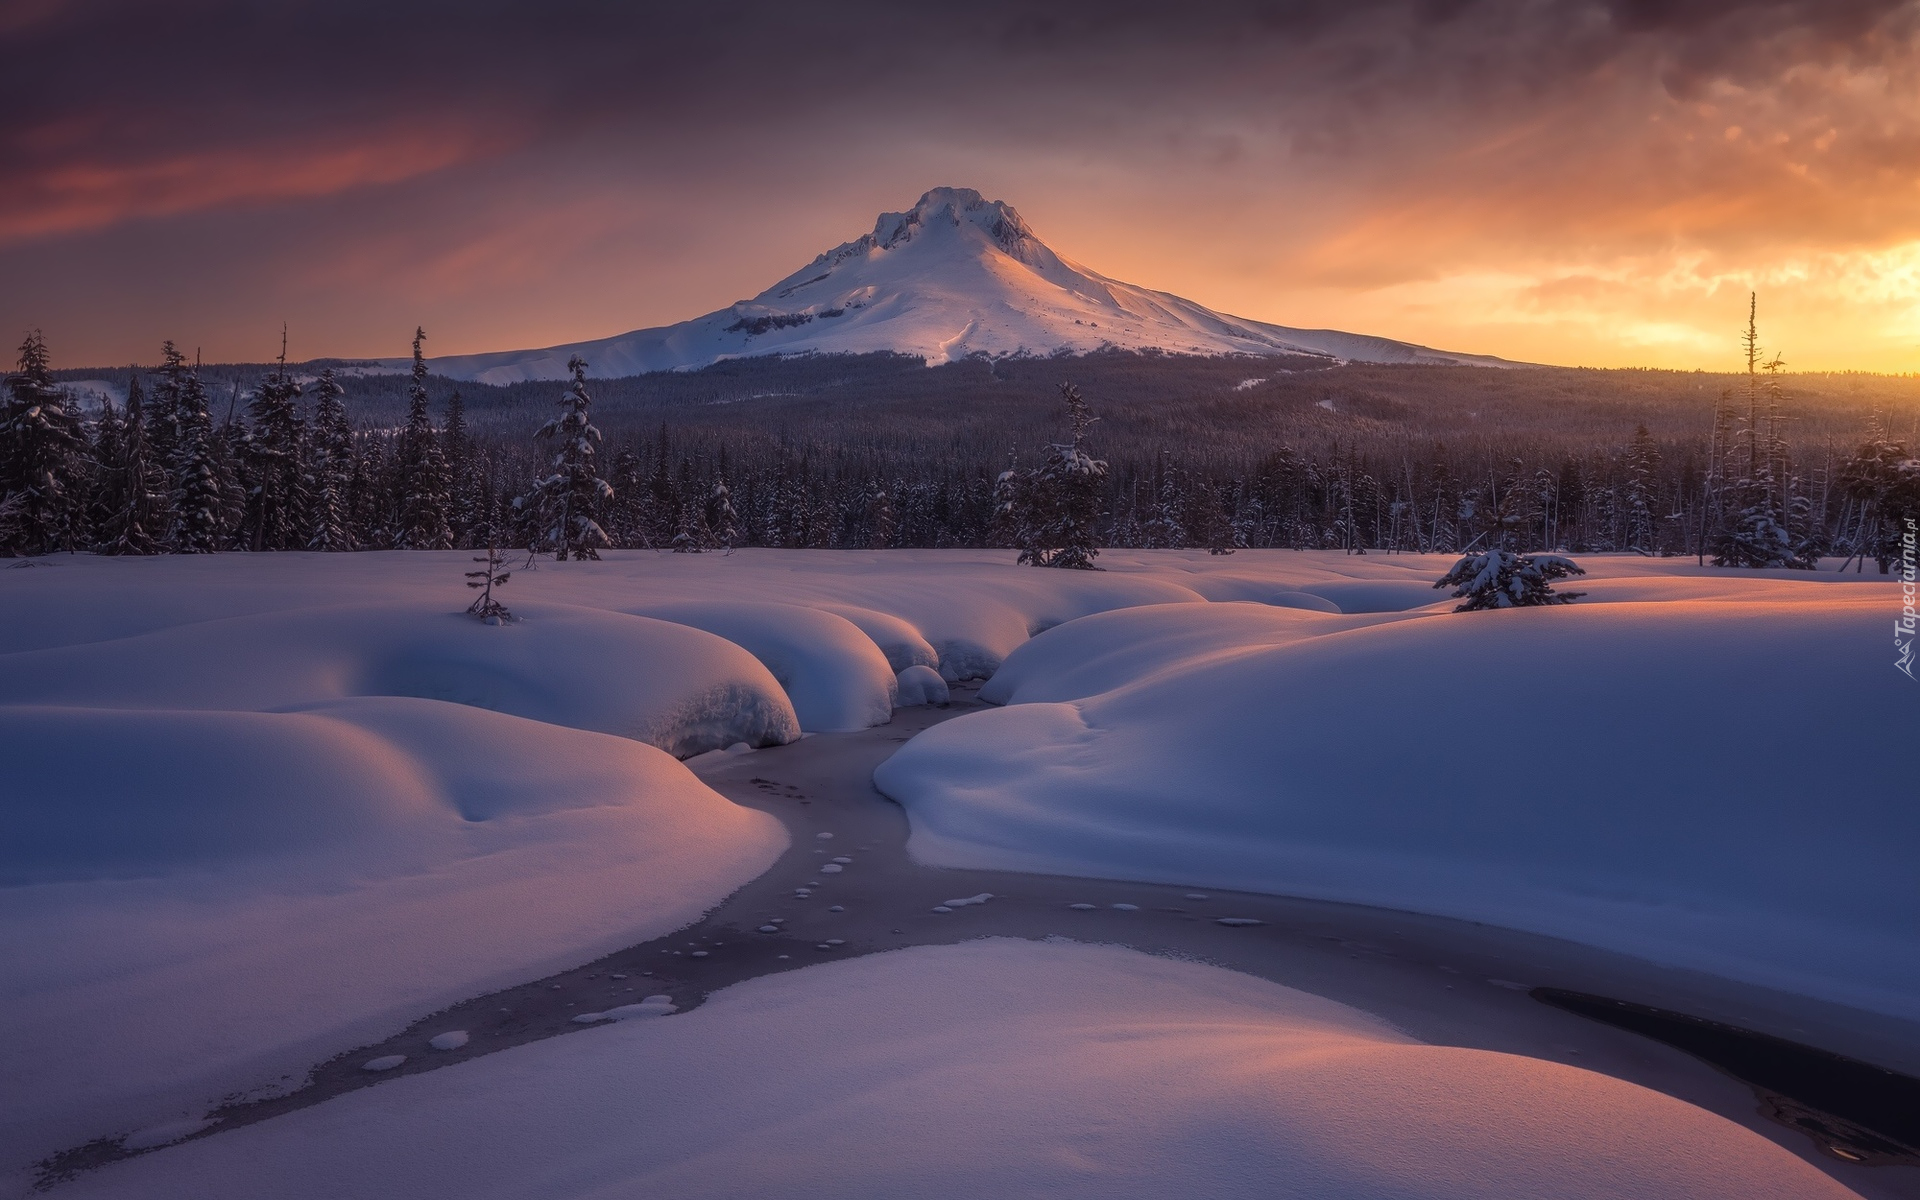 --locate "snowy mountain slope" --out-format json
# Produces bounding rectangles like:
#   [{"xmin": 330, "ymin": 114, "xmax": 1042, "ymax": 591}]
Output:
[{"xmin": 428, "ymin": 187, "xmax": 1516, "ymax": 383}]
